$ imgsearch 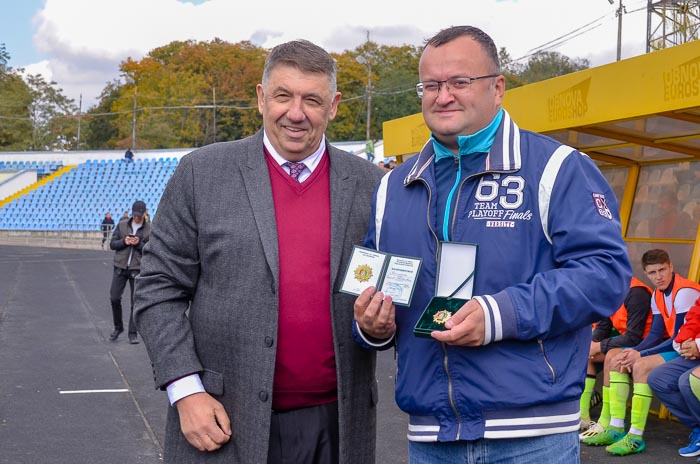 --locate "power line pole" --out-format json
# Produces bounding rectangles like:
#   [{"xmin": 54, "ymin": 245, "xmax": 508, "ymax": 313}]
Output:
[
  {"xmin": 131, "ymin": 83, "xmax": 137, "ymax": 149},
  {"xmin": 615, "ymin": 0, "xmax": 626, "ymax": 61},
  {"xmin": 608, "ymin": 0, "xmax": 627, "ymax": 61},
  {"xmin": 77, "ymin": 93, "xmax": 82, "ymax": 150},
  {"xmin": 365, "ymin": 30, "xmax": 372, "ymax": 143},
  {"xmin": 212, "ymin": 87, "xmax": 217, "ymax": 143}
]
